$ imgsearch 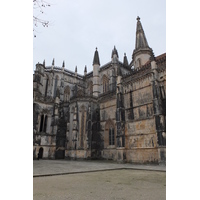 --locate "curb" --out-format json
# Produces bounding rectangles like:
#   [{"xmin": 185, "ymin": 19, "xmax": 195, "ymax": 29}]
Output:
[{"xmin": 33, "ymin": 167, "xmax": 166, "ymax": 178}]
